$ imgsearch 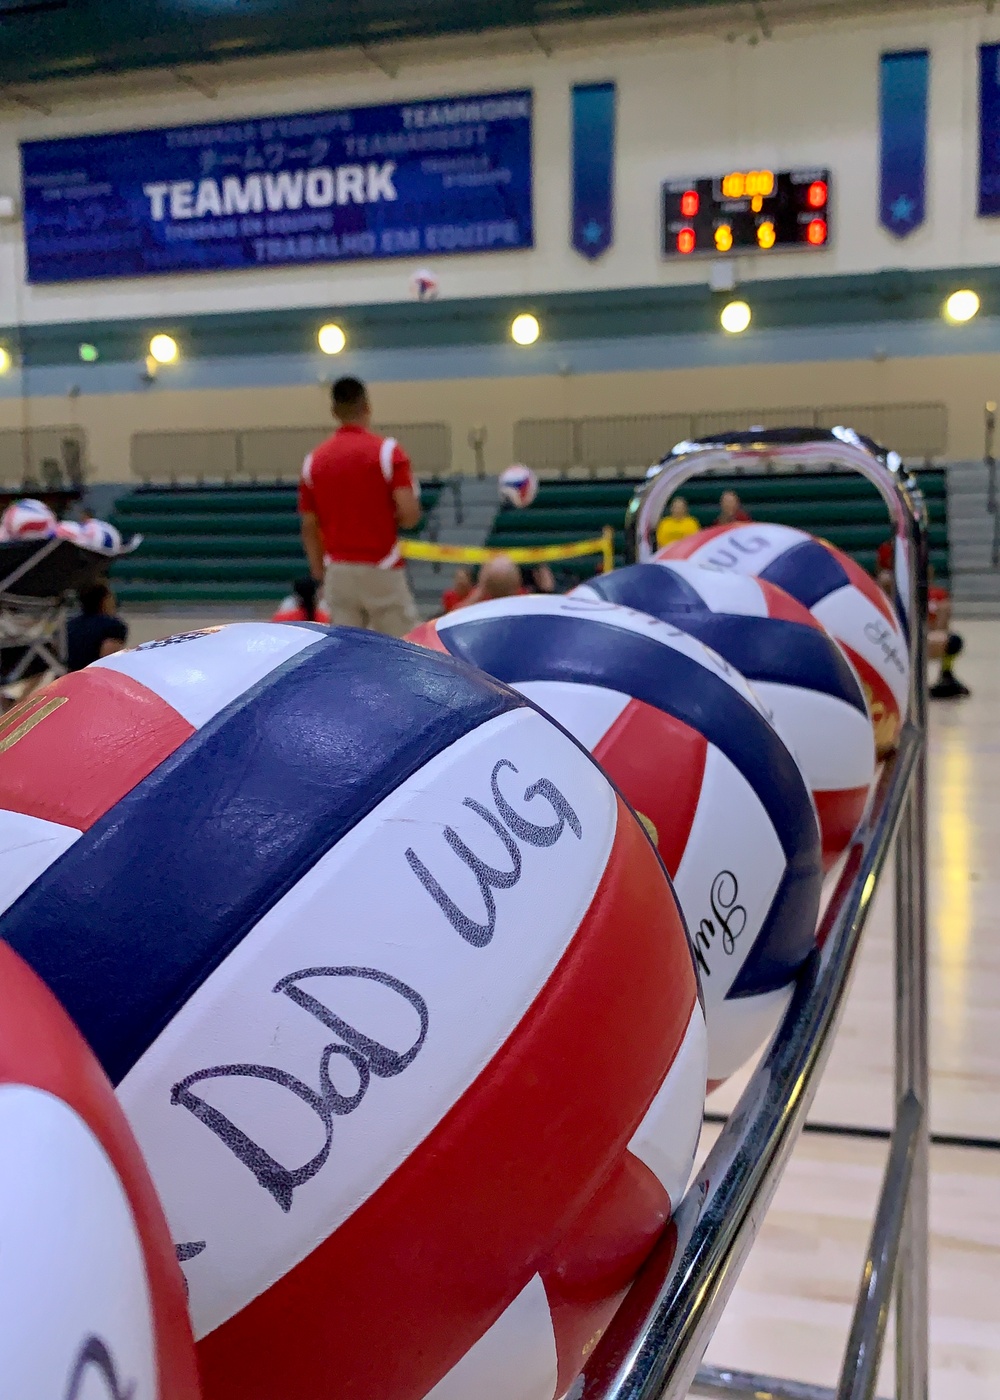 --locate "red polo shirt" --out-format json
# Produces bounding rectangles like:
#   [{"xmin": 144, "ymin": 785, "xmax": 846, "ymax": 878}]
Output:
[{"xmin": 298, "ymin": 424, "xmax": 414, "ymax": 568}]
